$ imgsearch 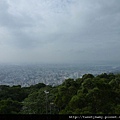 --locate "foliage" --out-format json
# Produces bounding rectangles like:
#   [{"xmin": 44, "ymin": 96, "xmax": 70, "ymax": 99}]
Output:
[
  {"xmin": 0, "ymin": 73, "xmax": 120, "ymax": 114},
  {"xmin": 0, "ymin": 98, "xmax": 22, "ymax": 114}
]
